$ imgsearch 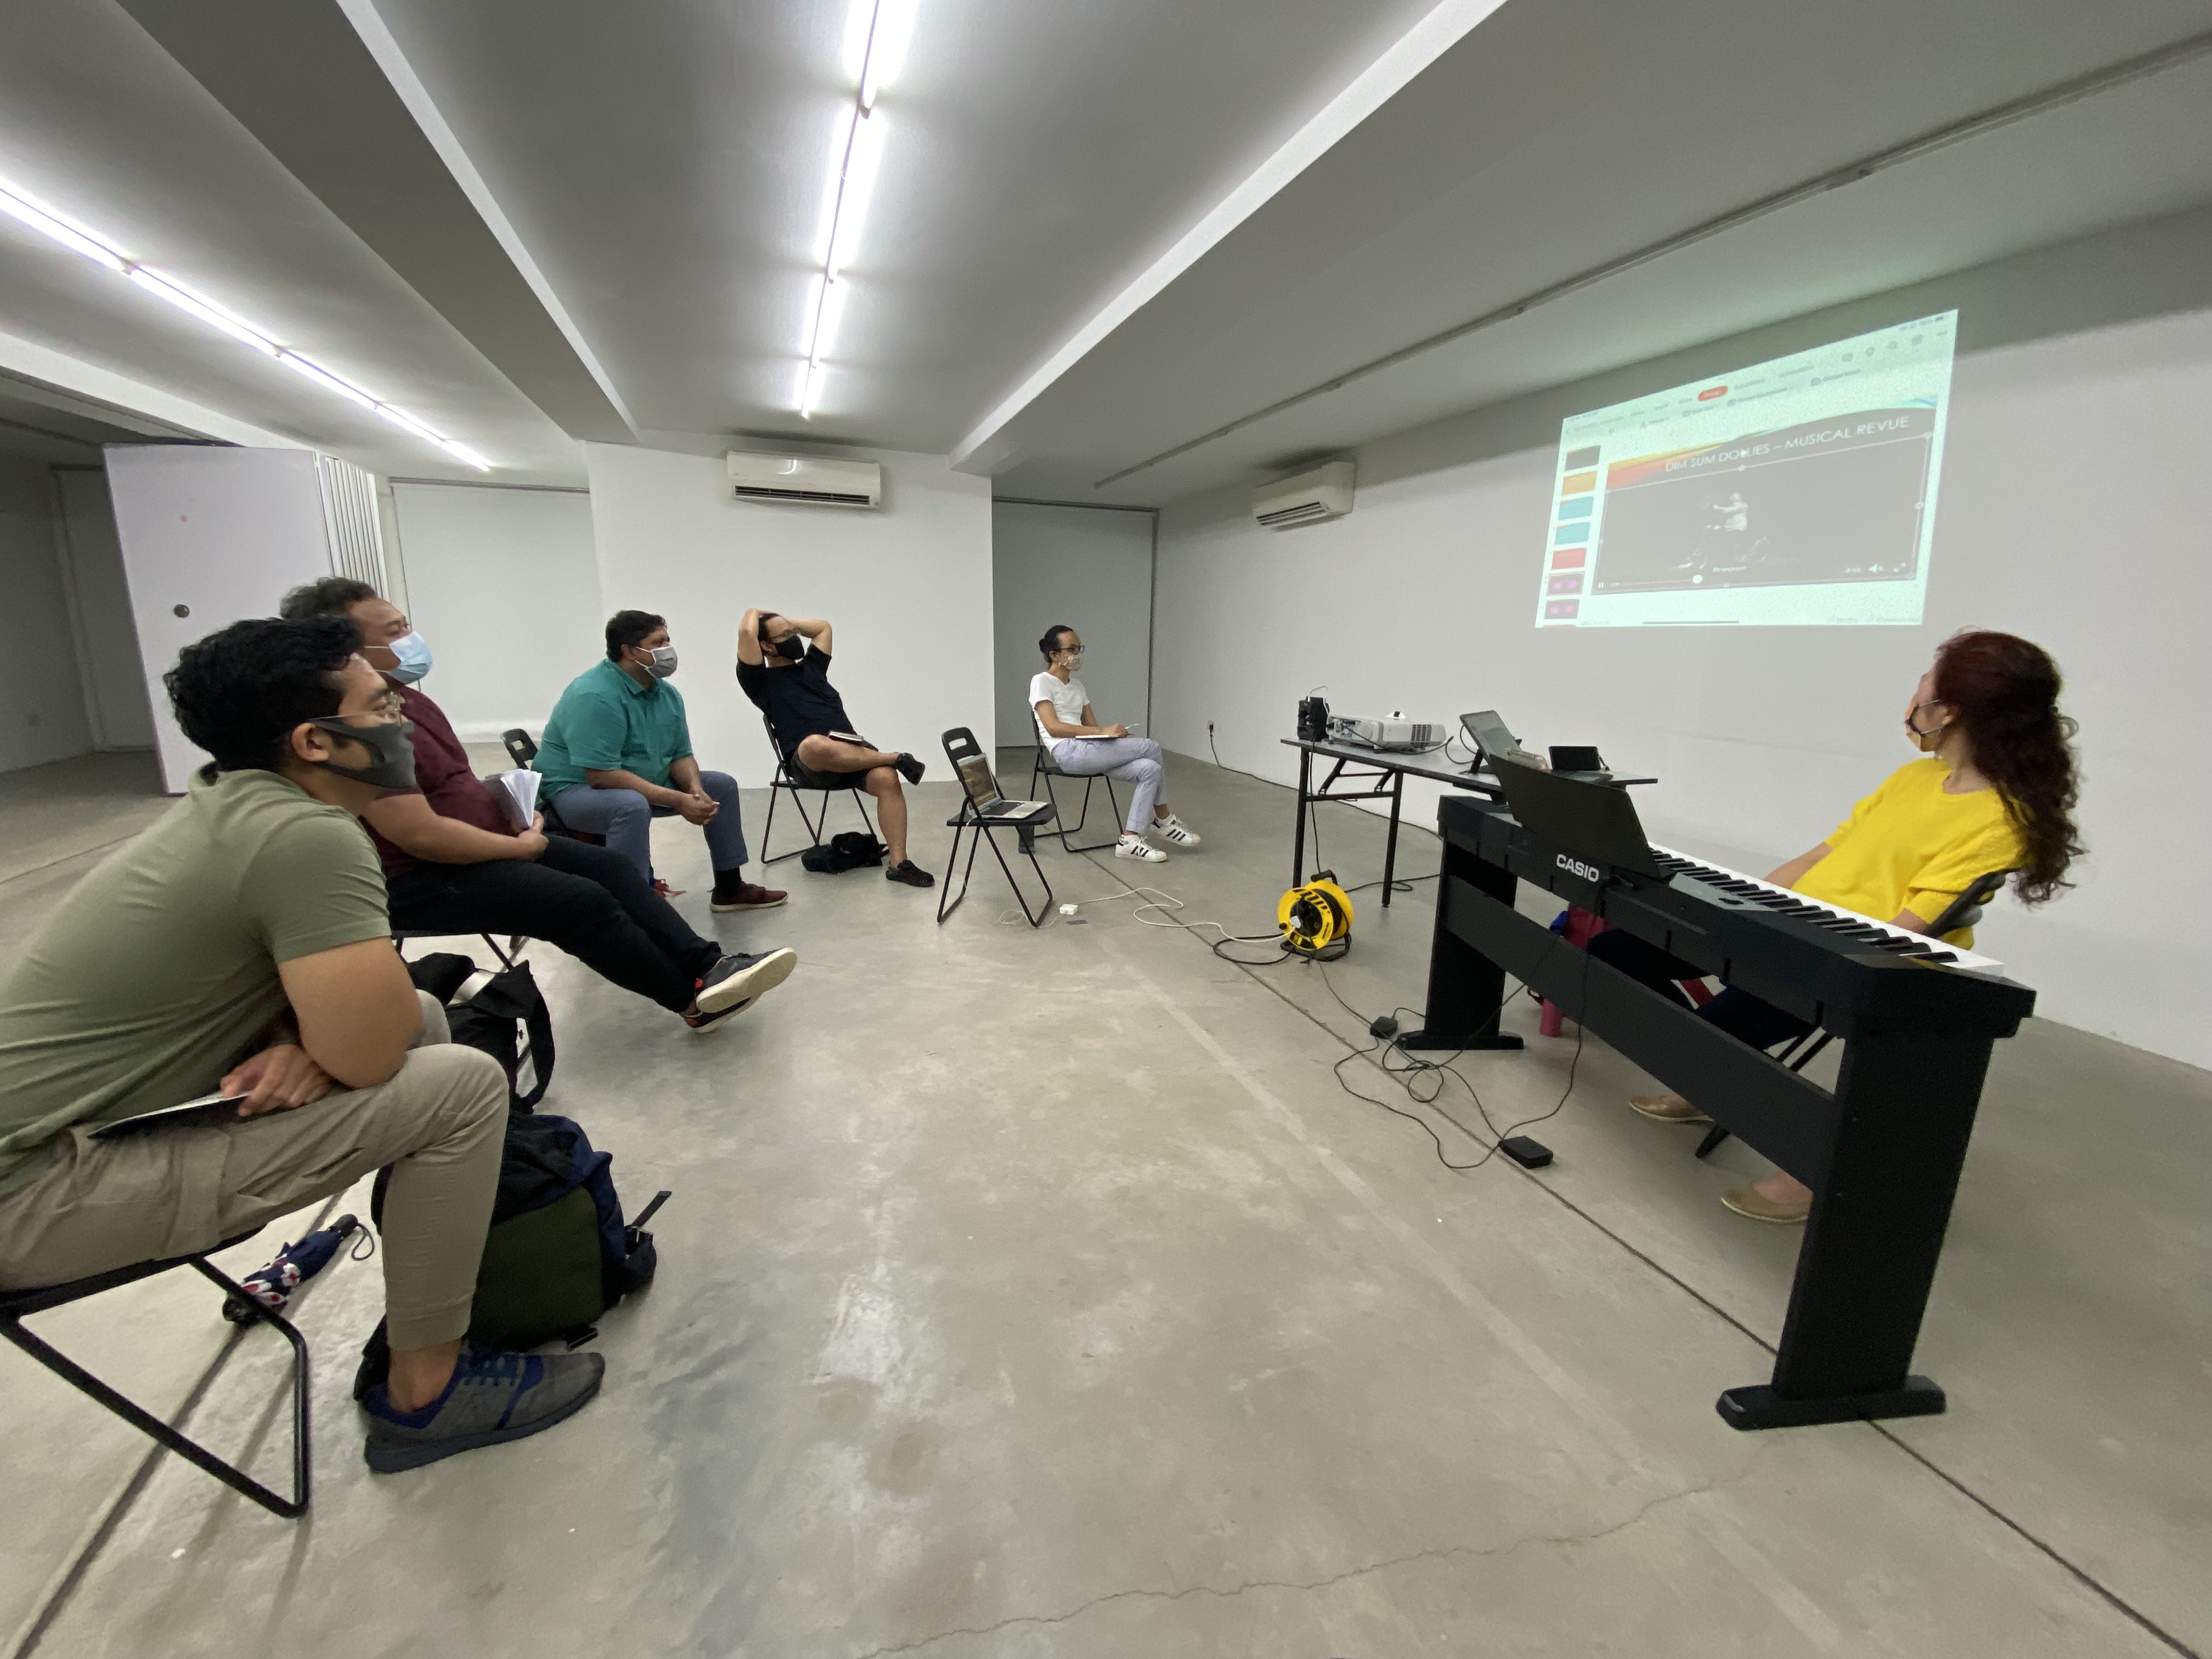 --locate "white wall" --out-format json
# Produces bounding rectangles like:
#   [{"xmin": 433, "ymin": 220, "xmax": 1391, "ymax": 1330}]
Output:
[
  {"xmin": 388, "ymin": 481, "xmax": 602, "ymax": 741},
  {"xmin": 991, "ymin": 502, "xmax": 1154, "ymax": 751},
  {"xmin": 583, "ymin": 443, "xmax": 995, "ymax": 785},
  {"xmin": 0, "ymin": 455, "xmax": 94, "ymax": 772},
  {"xmin": 1152, "ymin": 212, "xmax": 2212, "ymax": 1068},
  {"xmin": 105, "ymin": 445, "xmax": 342, "ymax": 792},
  {"xmin": 53, "ymin": 466, "xmax": 155, "ymax": 750}
]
